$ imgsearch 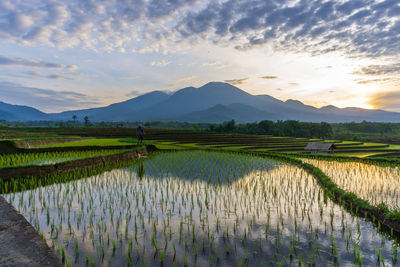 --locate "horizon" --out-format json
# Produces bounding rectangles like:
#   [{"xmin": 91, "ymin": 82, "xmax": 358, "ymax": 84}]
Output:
[{"xmin": 0, "ymin": 1, "xmax": 399, "ymax": 113}]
